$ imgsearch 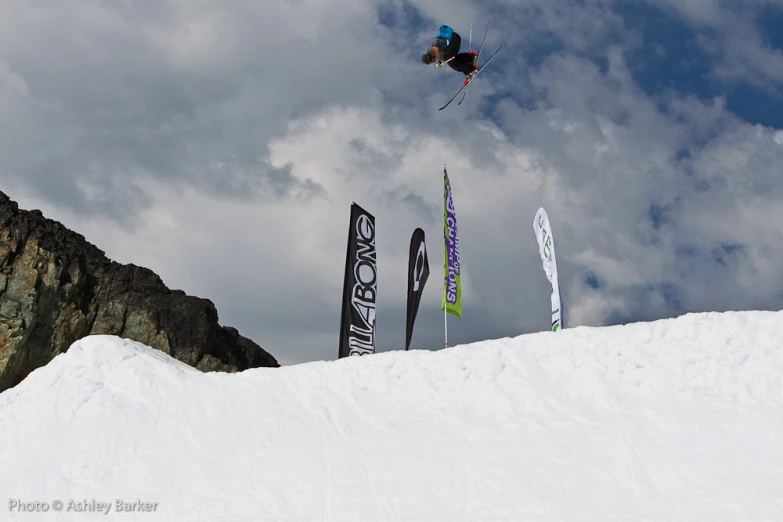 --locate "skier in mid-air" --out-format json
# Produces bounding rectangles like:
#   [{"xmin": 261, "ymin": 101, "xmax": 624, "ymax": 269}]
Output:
[
  {"xmin": 424, "ymin": 22, "xmax": 503, "ymax": 110},
  {"xmin": 421, "ymin": 25, "xmax": 478, "ymax": 84}
]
